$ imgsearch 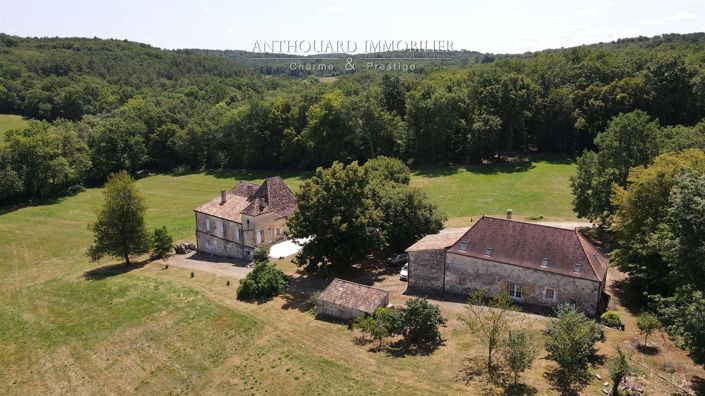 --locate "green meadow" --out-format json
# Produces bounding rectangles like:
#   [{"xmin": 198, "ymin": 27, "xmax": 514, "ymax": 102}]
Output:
[{"xmin": 0, "ymin": 158, "xmax": 578, "ymax": 394}]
